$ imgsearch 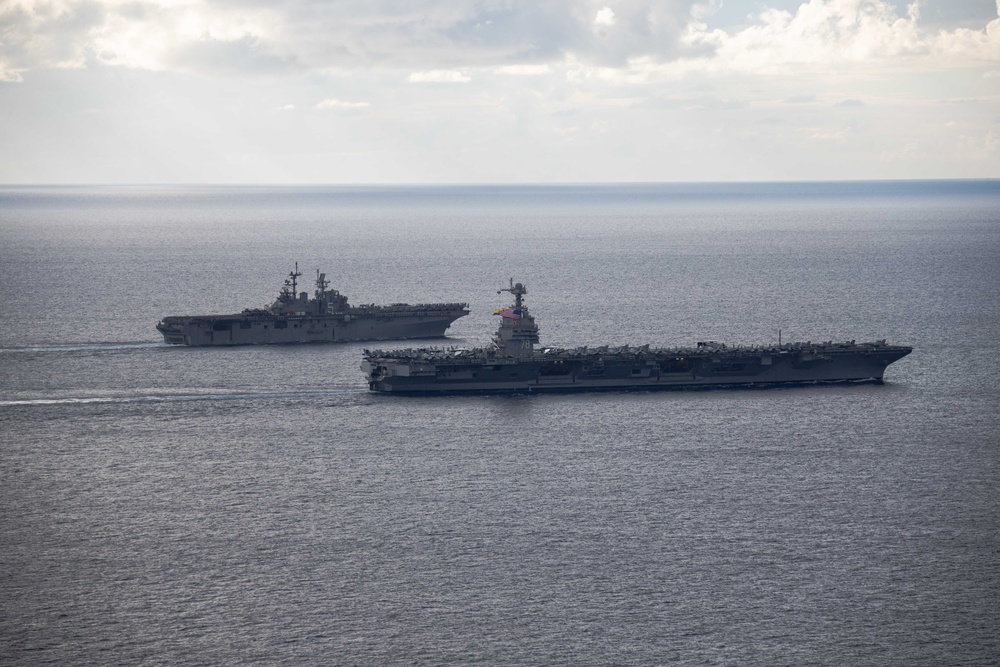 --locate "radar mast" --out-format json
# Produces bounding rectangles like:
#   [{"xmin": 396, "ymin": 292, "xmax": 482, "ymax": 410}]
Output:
[
  {"xmin": 288, "ymin": 262, "xmax": 302, "ymax": 295},
  {"xmin": 315, "ymin": 269, "xmax": 329, "ymax": 296},
  {"xmin": 500, "ymin": 278, "xmax": 527, "ymax": 309}
]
